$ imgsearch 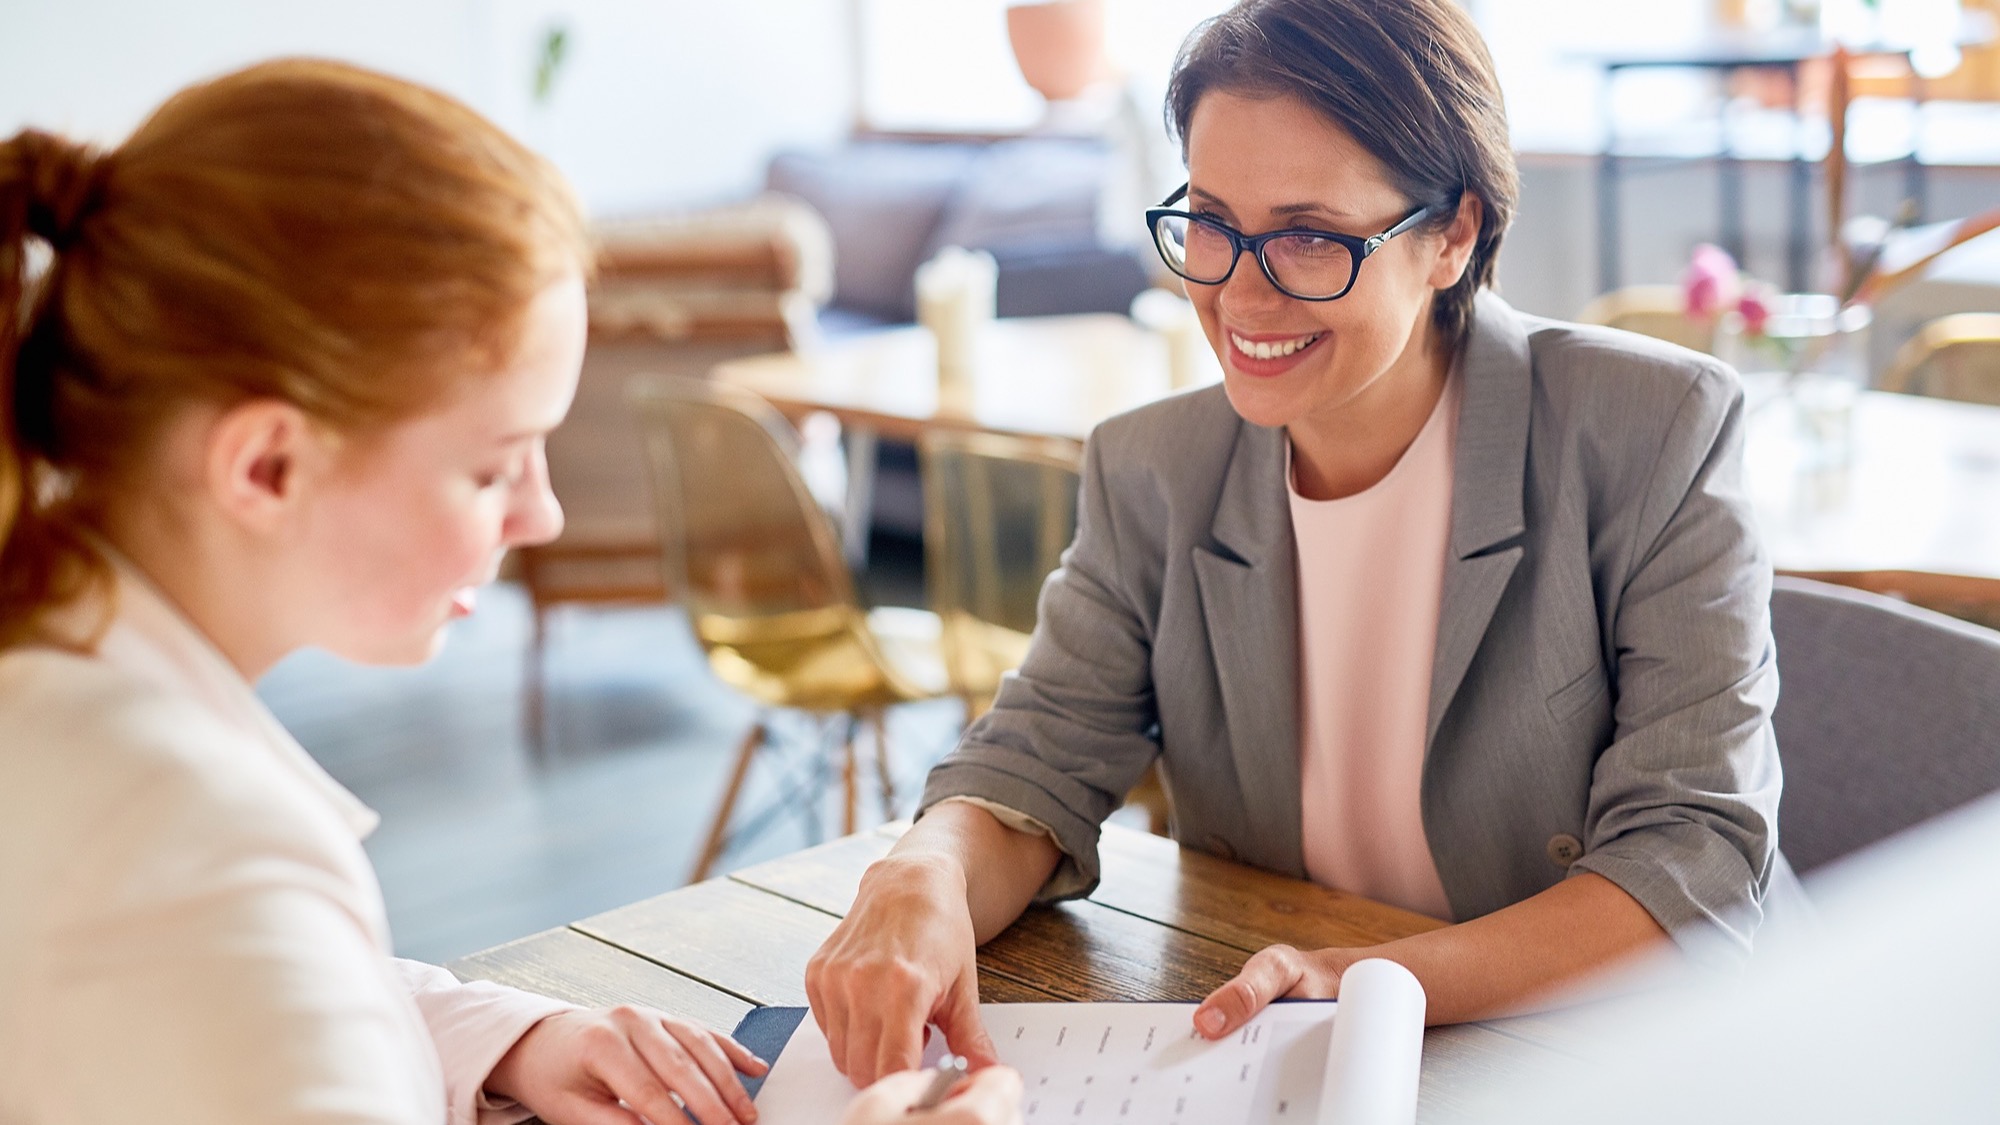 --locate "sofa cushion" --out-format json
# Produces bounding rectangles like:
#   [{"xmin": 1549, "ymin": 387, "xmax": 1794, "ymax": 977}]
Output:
[
  {"xmin": 925, "ymin": 137, "xmax": 1110, "ymax": 258},
  {"xmin": 766, "ymin": 142, "xmax": 980, "ymax": 321}
]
